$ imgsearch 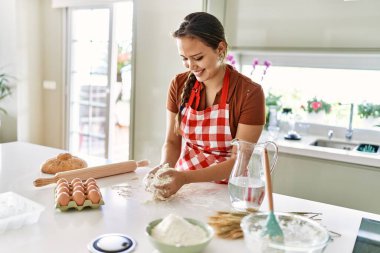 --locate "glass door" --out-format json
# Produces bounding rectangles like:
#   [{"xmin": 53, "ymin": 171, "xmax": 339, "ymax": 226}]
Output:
[
  {"xmin": 67, "ymin": 6, "xmax": 113, "ymax": 158},
  {"xmin": 66, "ymin": 3, "xmax": 133, "ymax": 160}
]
